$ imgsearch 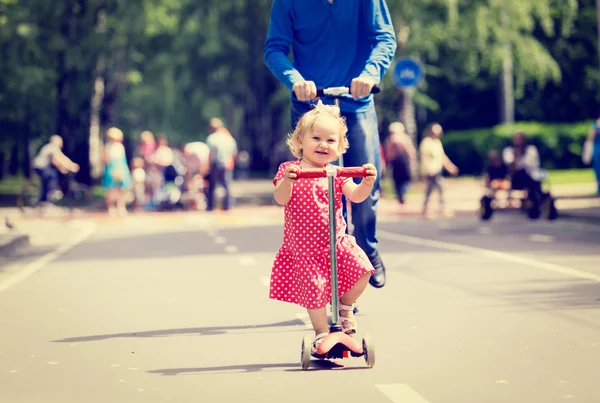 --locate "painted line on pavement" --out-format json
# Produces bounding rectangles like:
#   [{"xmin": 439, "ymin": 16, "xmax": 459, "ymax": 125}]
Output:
[
  {"xmin": 295, "ymin": 312, "xmax": 313, "ymax": 329},
  {"xmin": 528, "ymin": 234, "xmax": 554, "ymax": 243},
  {"xmin": 379, "ymin": 230, "xmax": 600, "ymax": 283},
  {"xmin": 376, "ymin": 384, "xmax": 431, "ymax": 403},
  {"xmin": 0, "ymin": 221, "xmax": 97, "ymax": 293},
  {"xmin": 239, "ymin": 256, "xmax": 256, "ymax": 266}
]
